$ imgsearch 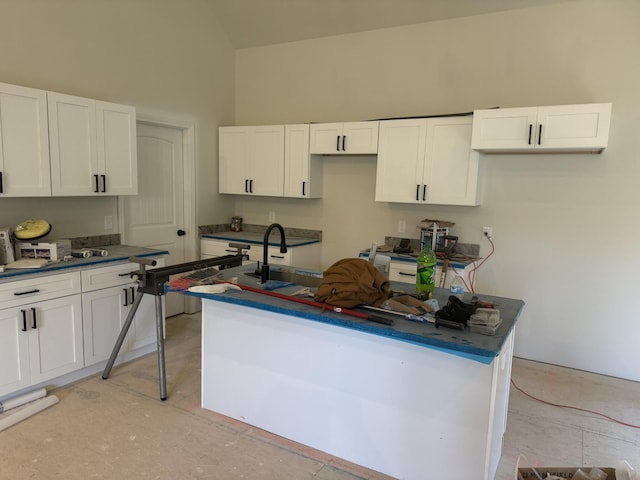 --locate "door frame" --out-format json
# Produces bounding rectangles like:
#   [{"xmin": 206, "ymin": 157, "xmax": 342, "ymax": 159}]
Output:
[{"xmin": 117, "ymin": 108, "xmax": 198, "ymax": 263}]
